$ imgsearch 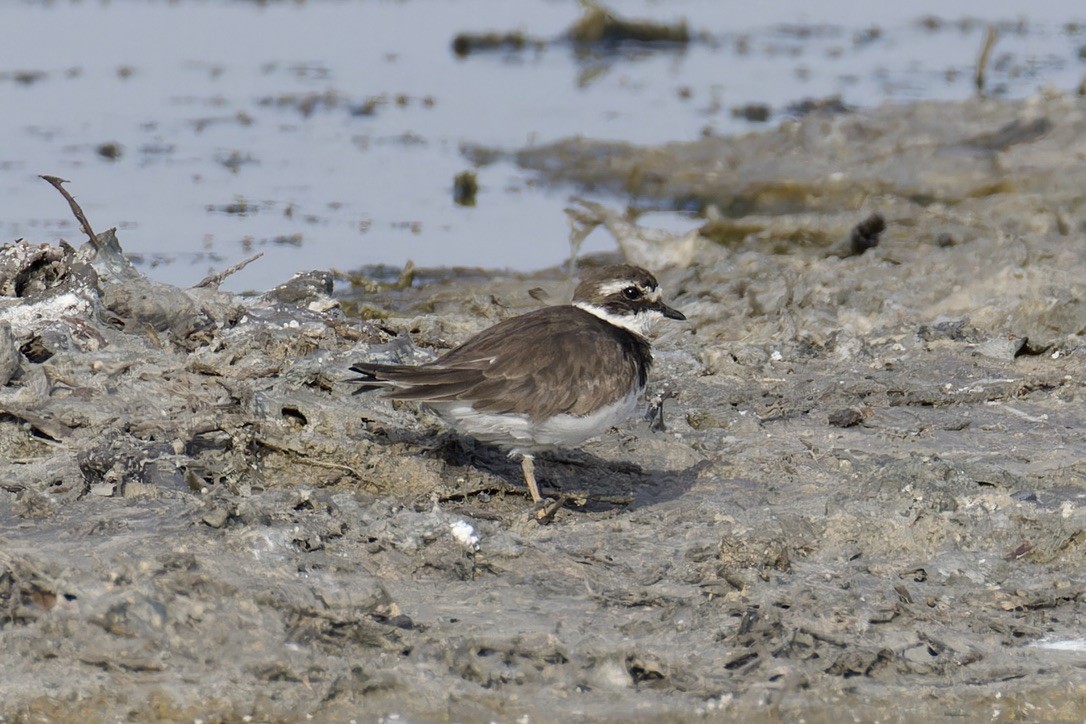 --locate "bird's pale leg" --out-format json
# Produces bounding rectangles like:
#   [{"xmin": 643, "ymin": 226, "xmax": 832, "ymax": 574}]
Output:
[{"xmin": 520, "ymin": 453, "xmax": 542, "ymax": 503}]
